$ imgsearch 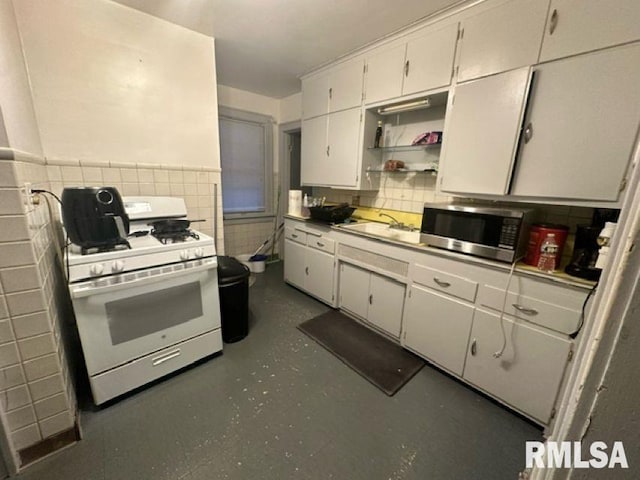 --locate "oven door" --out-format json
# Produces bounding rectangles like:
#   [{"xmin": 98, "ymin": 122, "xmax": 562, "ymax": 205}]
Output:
[{"xmin": 69, "ymin": 260, "xmax": 221, "ymax": 375}]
